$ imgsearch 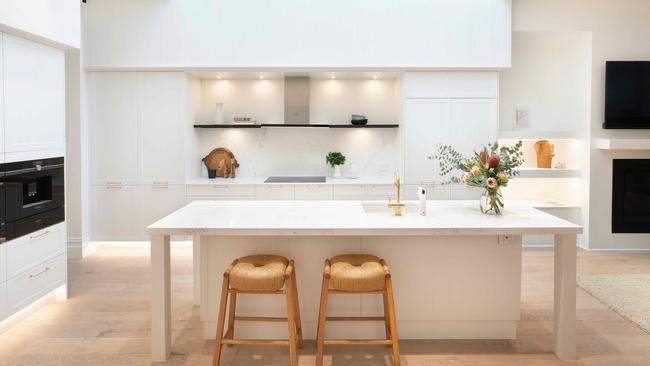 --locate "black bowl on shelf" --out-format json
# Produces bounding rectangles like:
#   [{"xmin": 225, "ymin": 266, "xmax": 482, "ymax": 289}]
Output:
[{"xmin": 351, "ymin": 118, "xmax": 368, "ymax": 126}]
